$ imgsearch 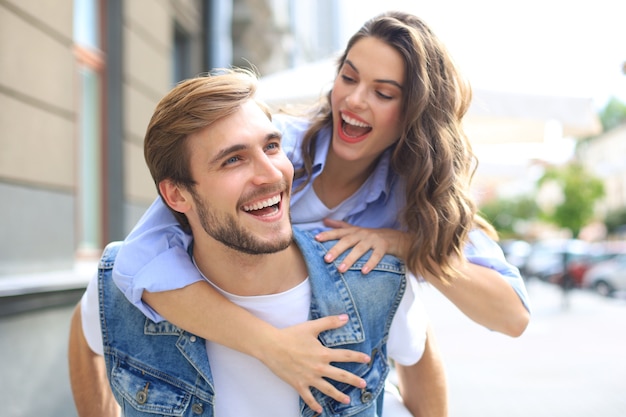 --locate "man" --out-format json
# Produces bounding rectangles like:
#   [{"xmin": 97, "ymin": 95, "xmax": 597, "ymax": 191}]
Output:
[{"xmin": 68, "ymin": 69, "xmax": 444, "ymax": 416}]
